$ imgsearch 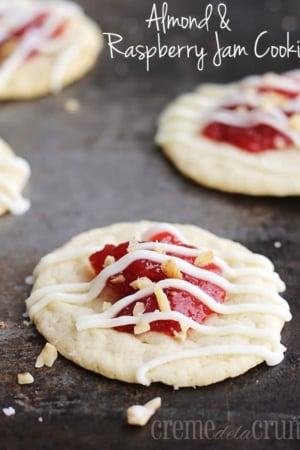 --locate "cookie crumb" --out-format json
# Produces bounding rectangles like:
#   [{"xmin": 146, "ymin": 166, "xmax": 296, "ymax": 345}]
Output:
[
  {"xmin": 0, "ymin": 321, "xmax": 7, "ymax": 329},
  {"xmin": 289, "ymin": 113, "xmax": 300, "ymax": 131},
  {"xmin": 17, "ymin": 372, "xmax": 34, "ymax": 385},
  {"xmin": 3, "ymin": 407, "xmax": 15, "ymax": 416},
  {"xmin": 35, "ymin": 343, "xmax": 58, "ymax": 368},
  {"xmin": 23, "ymin": 319, "xmax": 31, "ymax": 327},
  {"xmin": 24, "ymin": 275, "xmax": 34, "ymax": 286},
  {"xmin": 127, "ymin": 397, "xmax": 161, "ymax": 426},
  {"xmin": 274, "ymin": 241, "xmax": 282, "ymax": 248},
  {"xmin": 64, "ymin": 98, "xmax": 80, "ymax": 113}
]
